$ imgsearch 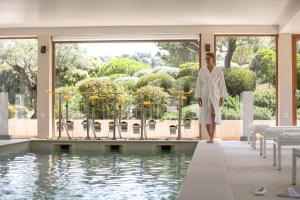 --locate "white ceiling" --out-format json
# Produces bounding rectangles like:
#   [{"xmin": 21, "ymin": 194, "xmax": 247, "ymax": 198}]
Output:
[{"xmin": 0, "ymin": 0, "xmax": 297, "ymax": 28}]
